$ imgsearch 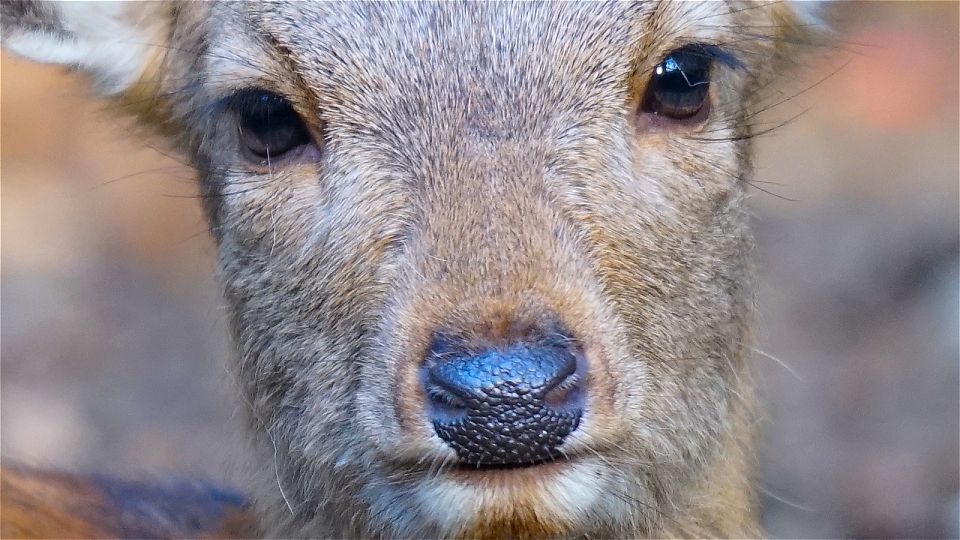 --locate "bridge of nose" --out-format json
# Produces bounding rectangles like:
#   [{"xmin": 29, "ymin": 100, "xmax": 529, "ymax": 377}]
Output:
[{"xmin": 429, "ymin": 345, "xmax": 575, "ymax": 400}]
